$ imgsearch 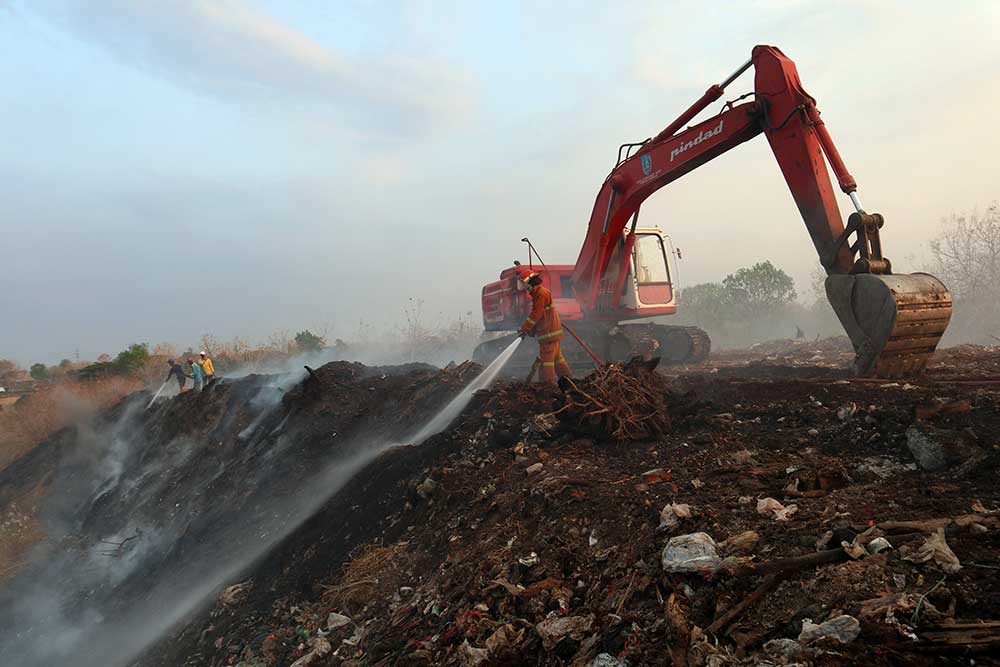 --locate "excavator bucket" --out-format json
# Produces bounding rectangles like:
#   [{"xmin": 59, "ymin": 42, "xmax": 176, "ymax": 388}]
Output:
[{"xmin": 826, "ymin": 273, "xmax": 952, "ymax": 378}]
